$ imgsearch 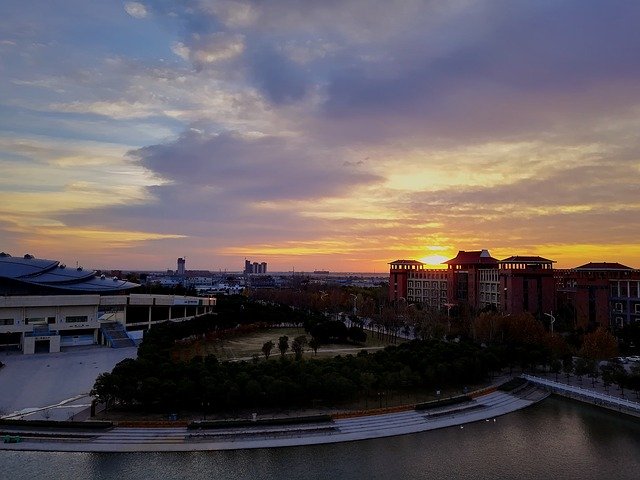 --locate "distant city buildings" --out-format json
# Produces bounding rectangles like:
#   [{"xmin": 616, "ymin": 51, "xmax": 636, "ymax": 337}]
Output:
[
  {"xmin": 244, "ymin": 259, "xmax": 267, "ymax": 274},
  {"xmin": 177, "ymin": 257, "xmax": 186, "ymax": 276},
  {"xmin": 390, "ymin": 250, "xmax": 640, "ymax": 330}
]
